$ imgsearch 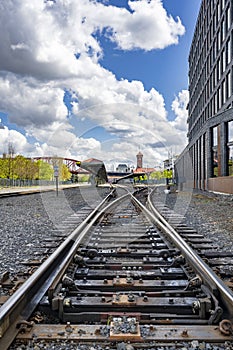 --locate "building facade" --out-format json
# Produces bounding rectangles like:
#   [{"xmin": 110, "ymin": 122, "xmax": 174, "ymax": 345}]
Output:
[
  {"xmin": 175, "ymin": 0, "xmax": 233, "ymax": 193},
  {"xmin": 136, "ymin": 151, "xmax": 143, "ymax": 169}
]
